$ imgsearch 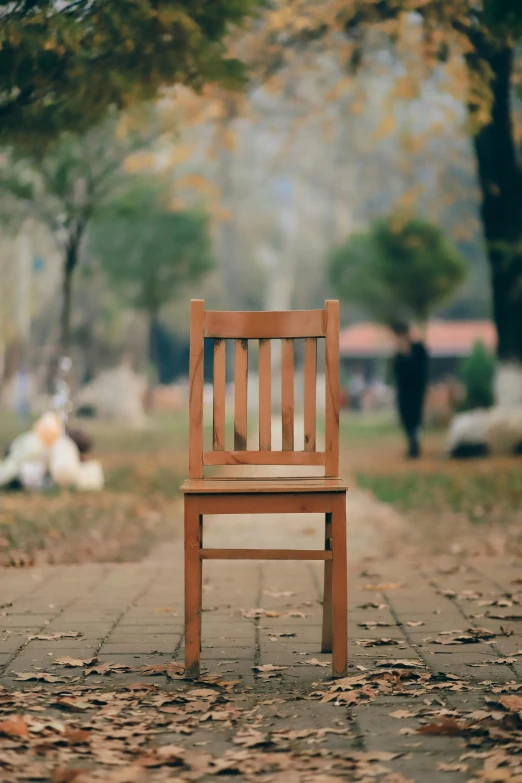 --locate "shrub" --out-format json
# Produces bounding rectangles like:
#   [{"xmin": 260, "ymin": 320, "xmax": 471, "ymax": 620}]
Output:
[{"xmin": 460, "ymin": 340, "xmax": 495, "ymax": 410}]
